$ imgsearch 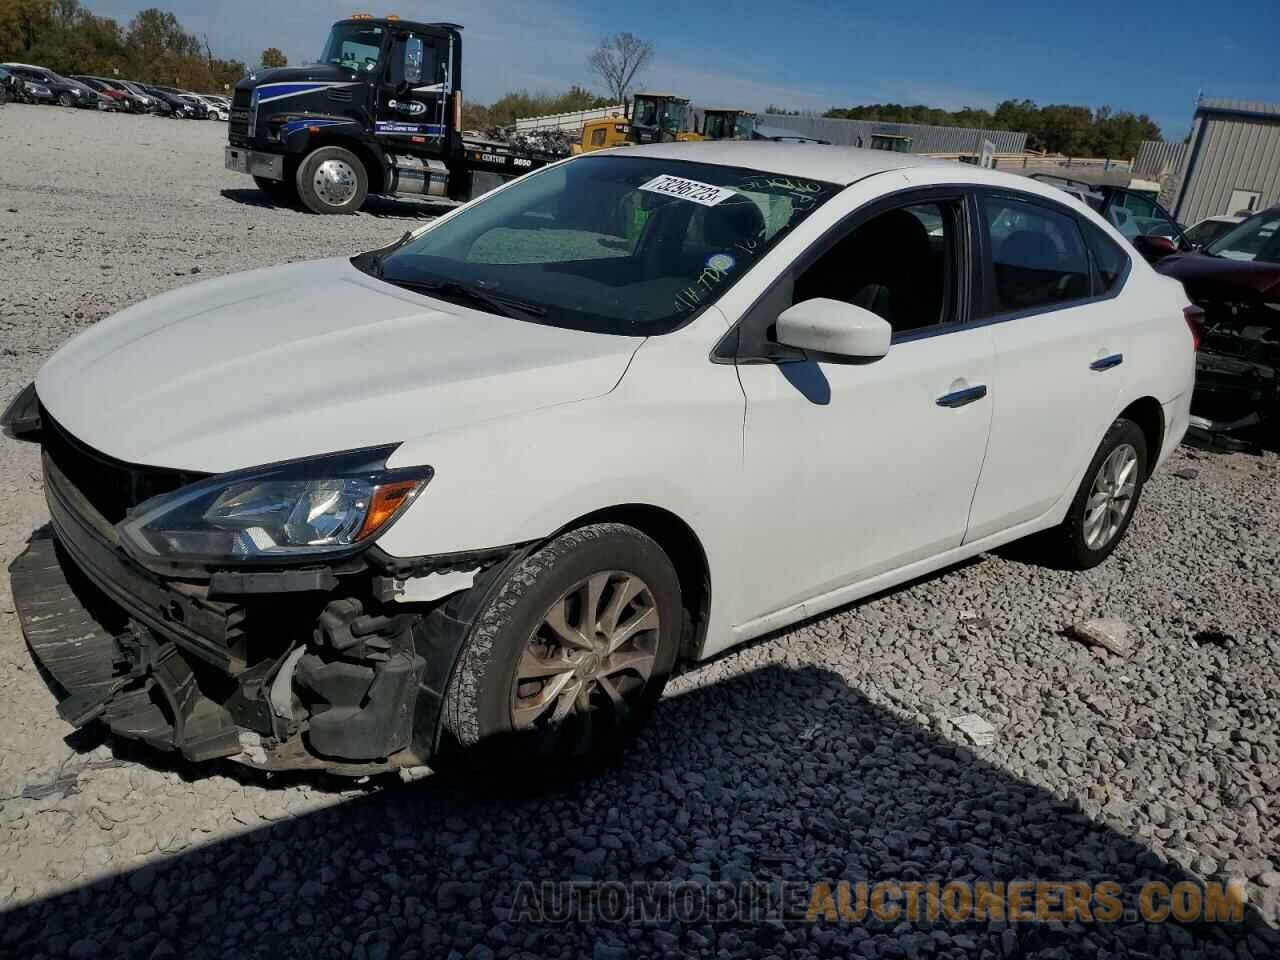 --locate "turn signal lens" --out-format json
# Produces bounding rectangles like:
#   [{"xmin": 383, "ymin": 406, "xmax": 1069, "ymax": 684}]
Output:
[
  {"xmin": 356, "ymin": 479, "xmax": 424, "ymax": 541},
  {"xmin": 1184, "ymin": 304, "xmax": 1205, "ymax": 351}
]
